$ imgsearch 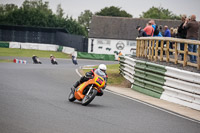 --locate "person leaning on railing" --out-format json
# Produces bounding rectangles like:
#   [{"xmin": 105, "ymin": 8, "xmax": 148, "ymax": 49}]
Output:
[
  {"xmin": 183, "ymin": 14, "xmax": 199, "ymax": 63},
  {"xmin": 177, "ymin": 14, "xmax": 187, "ymax": 60},
  {"xmin": 164, "ymin": 25, "xmax": 173, "ymax": 55},
  {"xmin": 143, "ymin": 22, "xmax": 154, "ymax": 36},
  {"xmin": 136, "ymin": 26, "xmax": 147, "ymax": 37}
]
